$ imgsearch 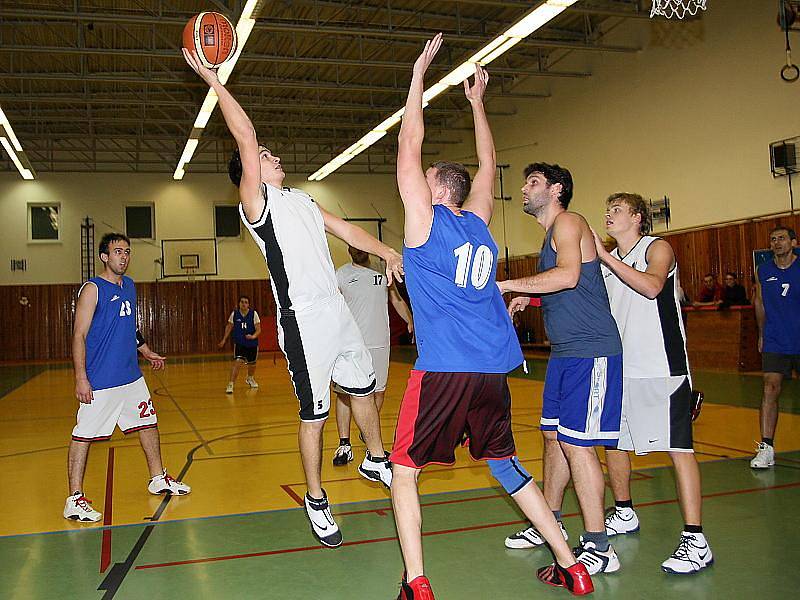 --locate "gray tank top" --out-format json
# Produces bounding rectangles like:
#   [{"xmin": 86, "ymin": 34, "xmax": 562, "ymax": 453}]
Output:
[{"xmin": 538, "ymin": 225, "xmax": 622, "ymax": 358}]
